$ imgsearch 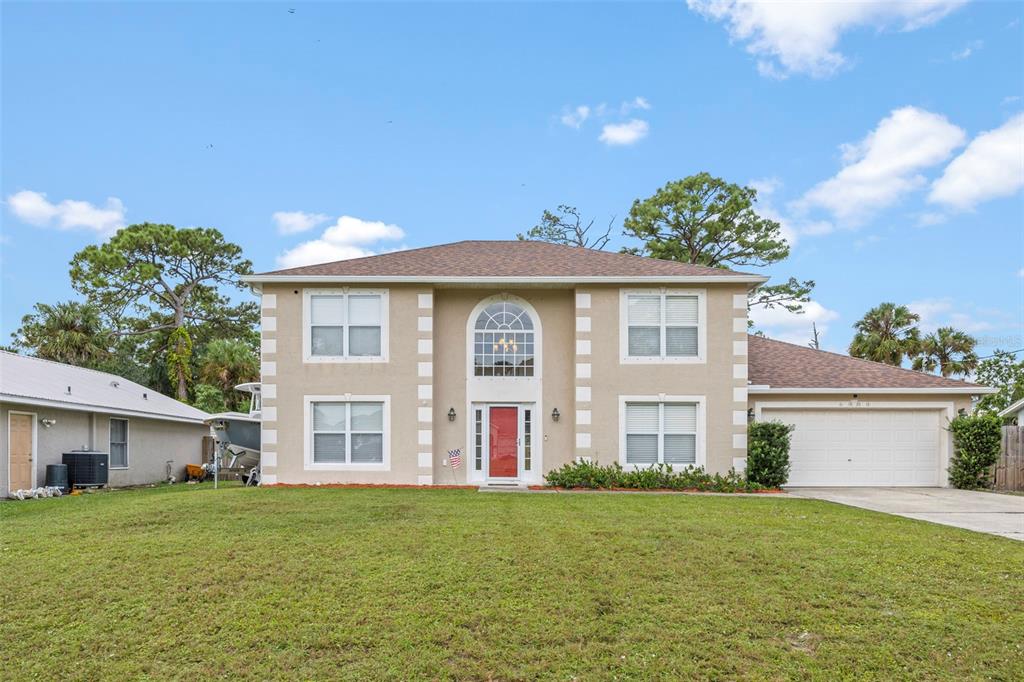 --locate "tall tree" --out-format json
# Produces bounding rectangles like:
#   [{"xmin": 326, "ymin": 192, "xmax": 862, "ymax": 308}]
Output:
[
  {"xmin": 622, "ymin": 173, "xmax": 814, "ymax": 313},
  {"xmin": 69, "ymin": 223, "xmax": 256, "ymax": 400},
  {"xmin": 517, "ymin": 205, "xmax": 613, "ymax": 249},
  {"xmin": 10, "ymin": 301, "xmax": 114, "ymax": 367},
  {"xmin": 974, "ymin": 350, "xmax": 1024, "ymax": 415},
  {"xmin": 848, "ymin": 303, "xmax": 921, "ymax": 366},
  {"xmin": 197, "ymin": 338, "xmax": 259, "ymax": 412},
  {"xmin": 912, "ymin": 327, "xmax": 978, "ymax": 377}
]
